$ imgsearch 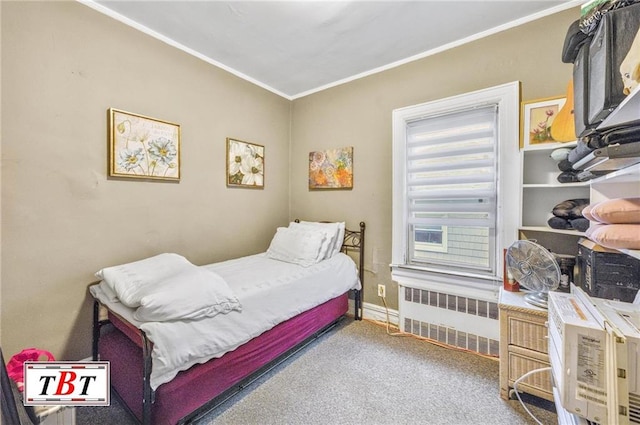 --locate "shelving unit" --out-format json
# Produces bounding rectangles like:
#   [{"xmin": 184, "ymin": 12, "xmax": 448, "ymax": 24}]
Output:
[
  {"xmin": 583, "ymin": 87, "xmax": 640, "ymax": 260},
  {"xmin": 520, "ymin": 141, "xmax": 590, "ymax": 255},
  {"xmin": 589, "ymin": 163, "xmax": 640, "ymax": 260}
]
